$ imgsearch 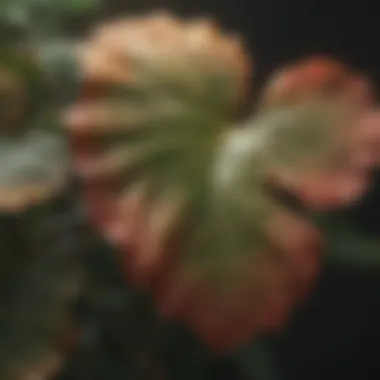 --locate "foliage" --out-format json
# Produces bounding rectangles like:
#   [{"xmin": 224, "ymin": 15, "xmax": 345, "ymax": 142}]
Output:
[
  {"xmin": 0, "ymin": 0, "xmax": 101, "ymax": 31},
  {"xmin": 1, "ymin": 3, "xmax": 380, "ymax": 380}
]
